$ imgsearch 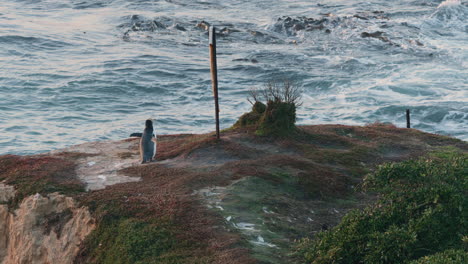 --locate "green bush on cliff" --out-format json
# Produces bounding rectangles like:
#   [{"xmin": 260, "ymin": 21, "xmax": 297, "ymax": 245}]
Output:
[
  {"xmin": 296, "ymin": 151, "xmax": 467, "ymax": 264},
  {"xmin": 234, "ymin": 101, "xmax": 266, "ymax": 127},
  {"xmin": 235, "ymin": 80, "xmax": 302, "ymax": 137},
  {"xmin": 256, "ymin": 100, "xmax": 296, "ymax": 136},
  {"xmin": 408, "ymin": 249, "xmax": 468, "ymax": 264}
]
